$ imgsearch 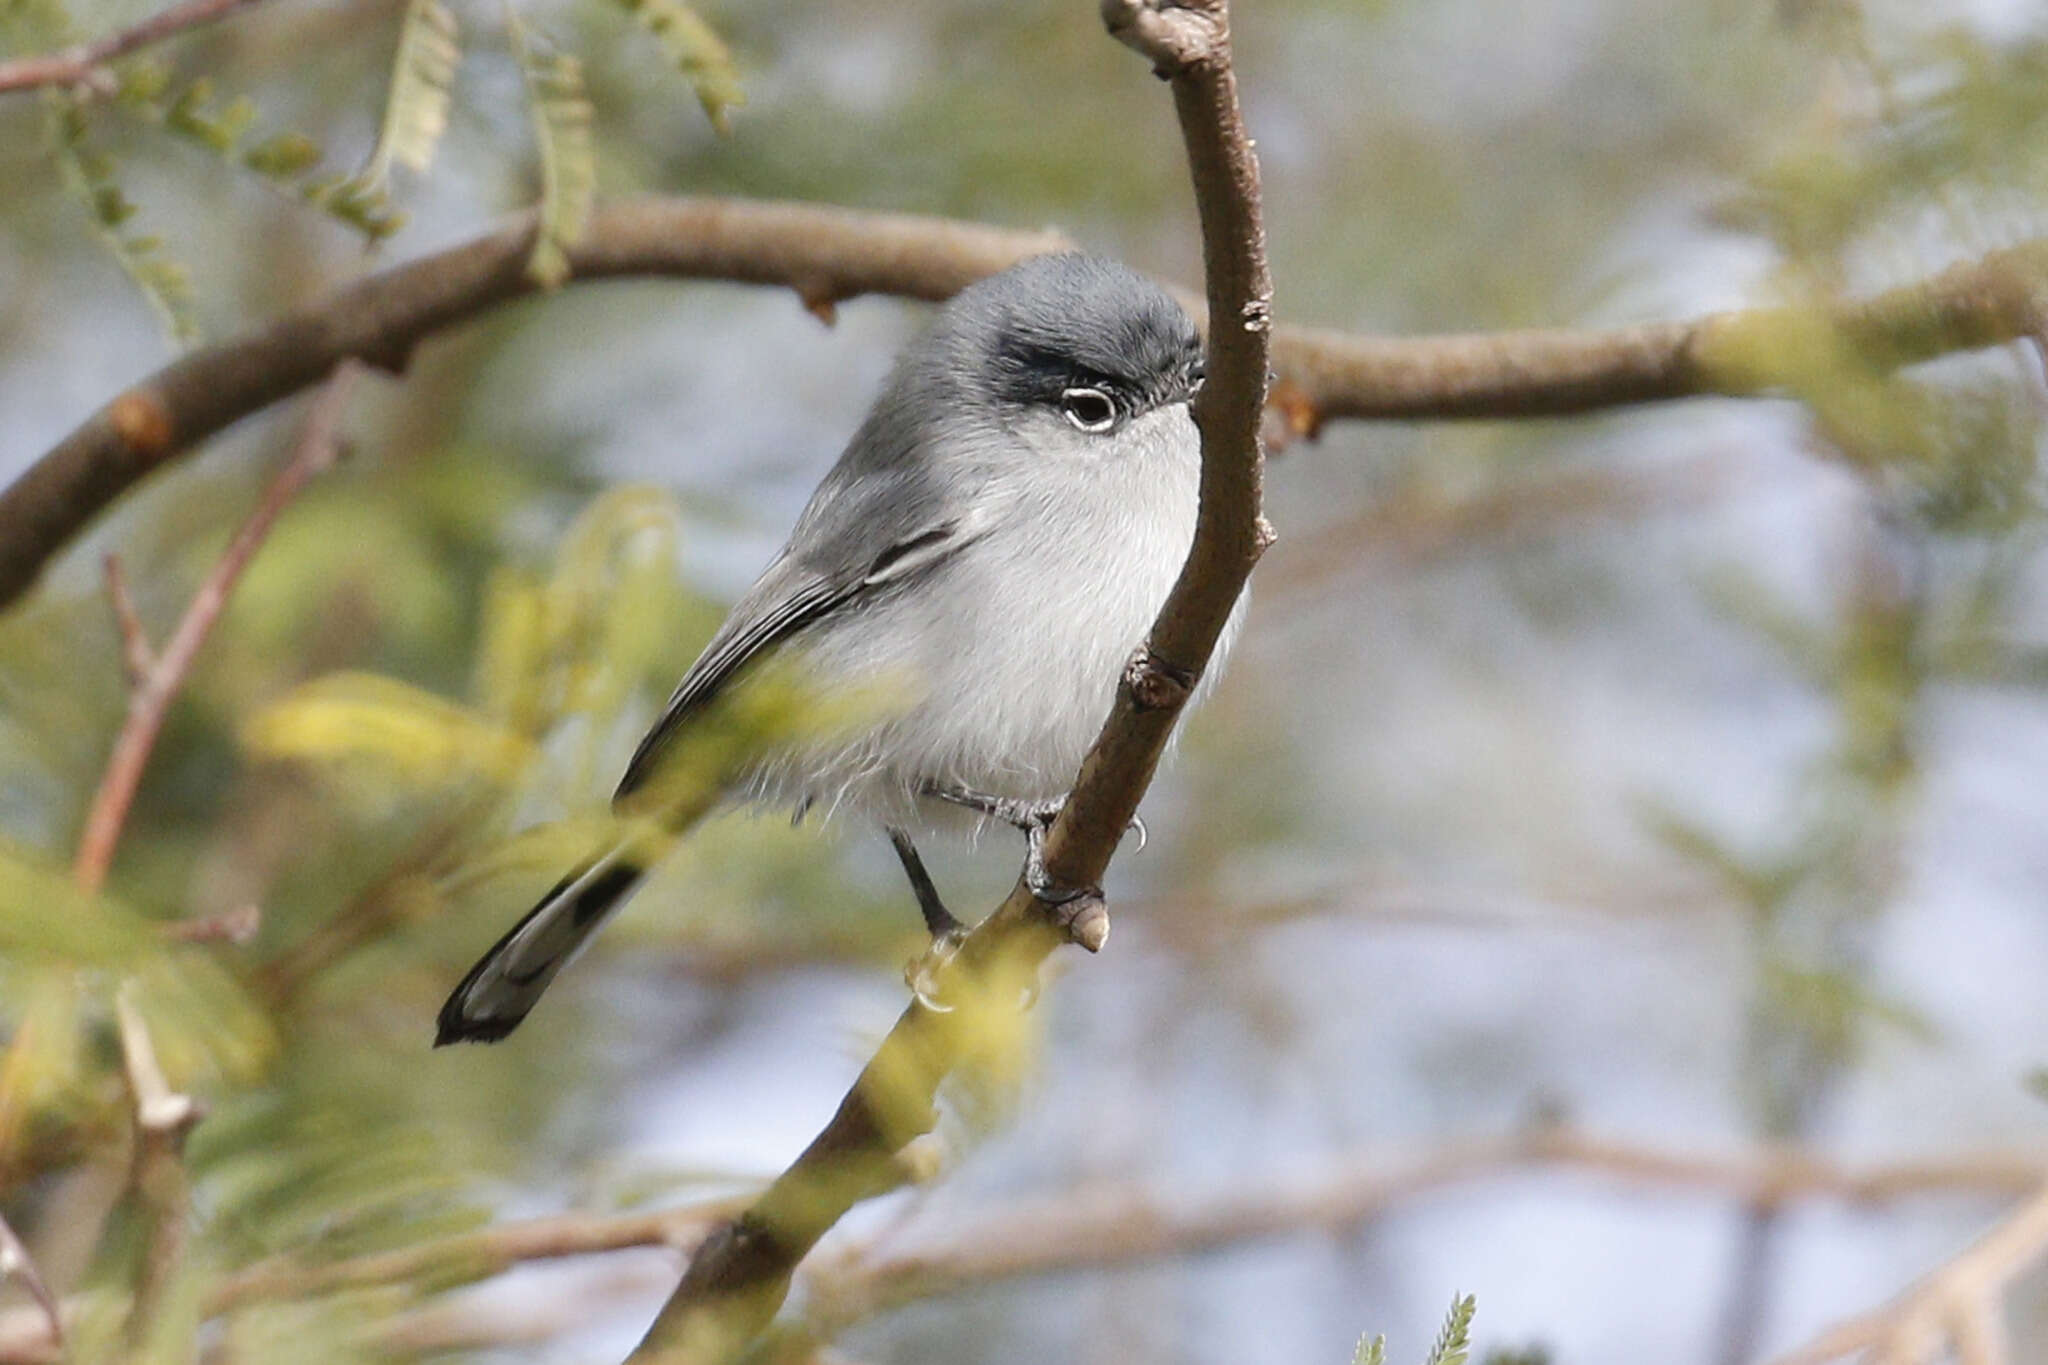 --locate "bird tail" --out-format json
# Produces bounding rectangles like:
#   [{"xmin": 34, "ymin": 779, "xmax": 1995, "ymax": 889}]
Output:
[{"xmin": 434, "ymin": 844, "xmax": 647, "ymax": 1046}]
